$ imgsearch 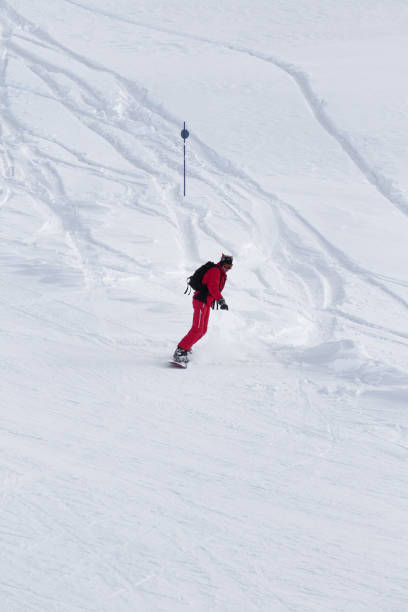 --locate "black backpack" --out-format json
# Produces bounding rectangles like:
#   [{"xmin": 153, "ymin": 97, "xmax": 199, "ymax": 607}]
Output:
[{"xmin": 184, "ymin": 261, "xmax": 216, "ymax": 294}]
